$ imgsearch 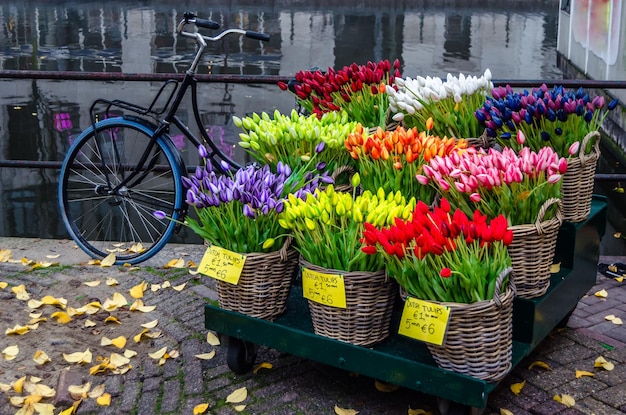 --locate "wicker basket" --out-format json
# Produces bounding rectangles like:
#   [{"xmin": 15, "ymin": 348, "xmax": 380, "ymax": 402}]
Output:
[
  {"xmin": 423, "ymin": 268, "xmax": 515, "ymax": 381},
  {"xmin": 508, "ymin": 198, "xmax": 562, "ymax": 298},
  {"xmin": 562, "ymin": 131, "xmax": 600, "ymax": 223},
  {"xmin": 214, "ymin": 238, "xmax": 298, "ymax": 321},
  {"xmin": 300, "ymin": 258, "xmax": 397, "ymax": 347}
]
